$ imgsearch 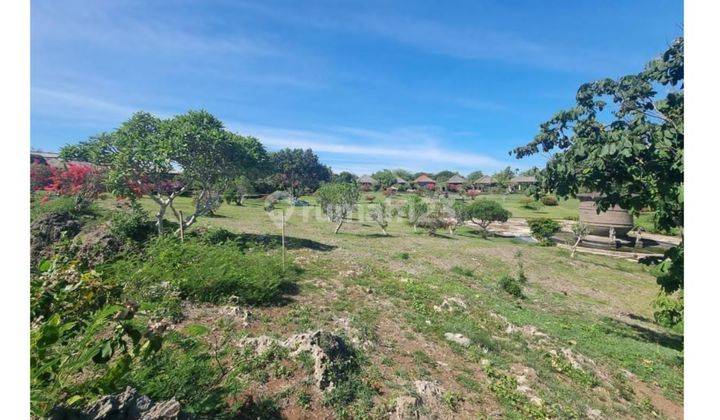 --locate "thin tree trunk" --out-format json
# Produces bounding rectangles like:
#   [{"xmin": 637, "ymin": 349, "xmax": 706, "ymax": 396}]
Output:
[
  {"xmin": 380, "ymin": 225, "xmax": 388, "ymax": 236},
  {"xmin": 571, "ymin": 237, "xmax": 581, "ymax": 258},
  {"xmin": 334, "ymin": 219, "xmax": 344, "ymax": 234}
]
